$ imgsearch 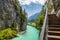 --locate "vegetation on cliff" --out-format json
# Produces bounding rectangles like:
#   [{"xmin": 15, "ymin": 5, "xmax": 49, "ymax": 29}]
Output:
[
  {"xmin": 0, "ymin": 0, "xmax": 27, "ymax": 40},
  {"xmin": 0, "ymin": 28, "xmax": 17, "ymax": 40},
  {"xmin": 35, "ymin": 9, "xmax": 45, "ymax": 30},
  {"xmin": 28, "ymin": 8, "xmax": 45, "ymax": 30}
]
